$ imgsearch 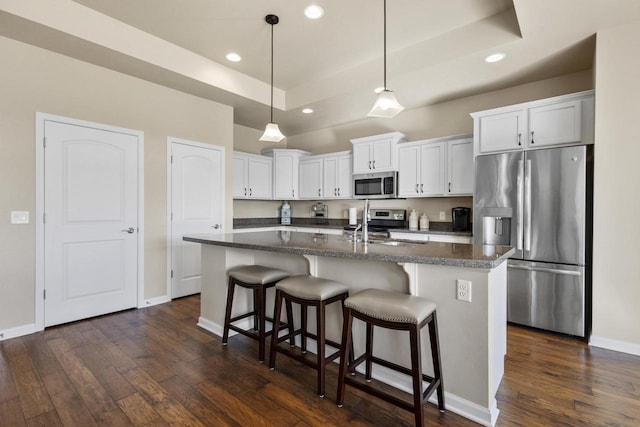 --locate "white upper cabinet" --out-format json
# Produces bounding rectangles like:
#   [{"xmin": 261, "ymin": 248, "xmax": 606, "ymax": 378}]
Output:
[
  {"xmin": 471, "ymin": 90, "xmax": 594, "ymax": 156},
  {"xmin": 322, "ymin": 151, "xmax": 352, "ymax": 199},
  {"xmin": 447, "ymin": 138, "xmax": 474, "ymax": 195},
  {"xmin": 351, "ymin": 132, "xmax": 407, "ymax": 174},
  {"xmin": 397, "ymin": 134, "xmax": 472, "ymax": 198},
  {"xmin": 233, "ymin": 151, "xmax": 272, "ymax": 199},
  {"xmin": 299, "ymin": 157, "xmax": 323, "ymax": 199},
  {"xmin": 476, "ymin": 108, "xmax": 525, "ymax": 153},
  {"xmin": 262, "ymin": 149, "xmax": 310, "ymax": 200},
  {"xmin": 528, "ymin": 99, "xmax": 582, "ymax": 147}
]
